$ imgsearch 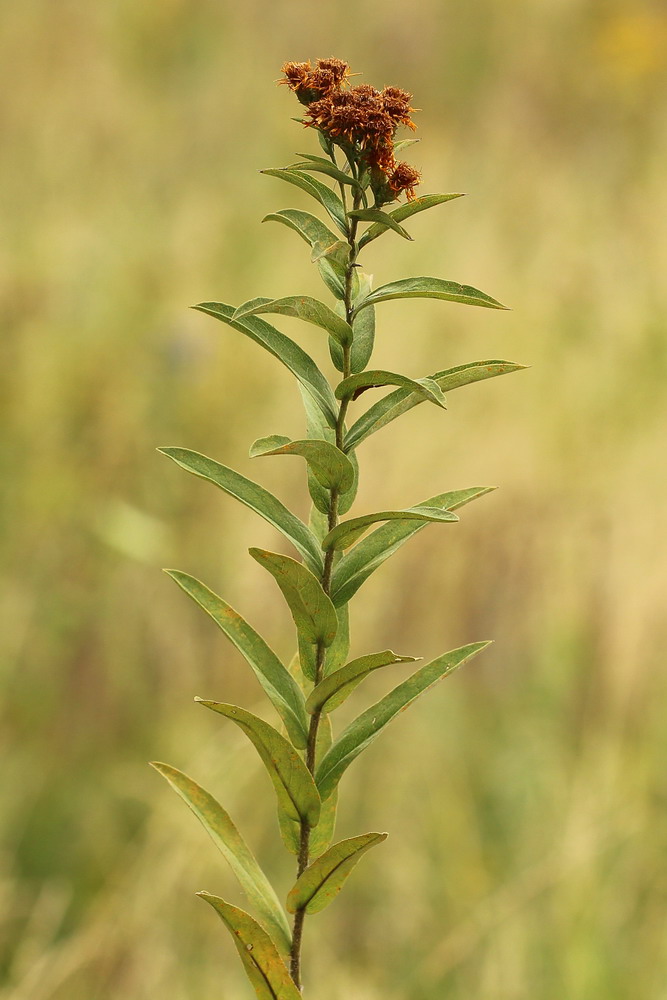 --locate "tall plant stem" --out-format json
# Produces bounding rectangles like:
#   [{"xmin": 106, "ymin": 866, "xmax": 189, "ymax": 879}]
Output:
[{"xmin": 289, "ymin": 179, "xmax": 360, "ymax": 991}]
